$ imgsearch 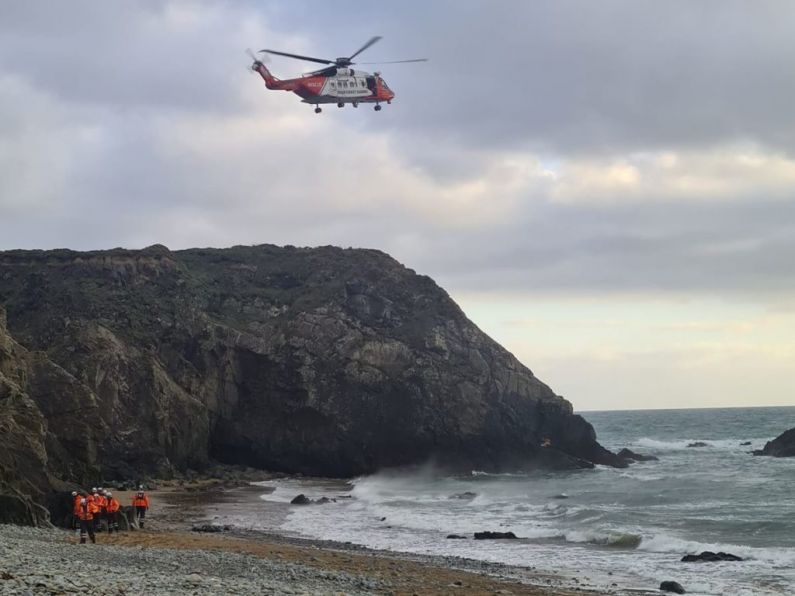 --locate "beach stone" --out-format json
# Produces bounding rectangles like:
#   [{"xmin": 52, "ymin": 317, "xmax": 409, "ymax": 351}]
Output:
[
  {"xmin": 474, "ymin": 531, "xmax": 517, "ymax": 540},
  {"xmin": 681, "ymin": 551, "xmax": 743, "ymax": 562},
  {"xmin": 660, "ymin": 580, "xmax": 686, "ymax": 593}
]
